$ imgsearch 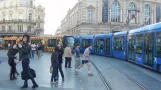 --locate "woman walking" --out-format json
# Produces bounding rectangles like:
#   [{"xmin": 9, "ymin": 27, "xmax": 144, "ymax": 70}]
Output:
[
  {"xmin": 7, "ymin": 44, "xmax": 19, "ymax": 80},
  {"xmin": 17, "ymin": 34, "xmax": 38, "ymax": 89}
]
